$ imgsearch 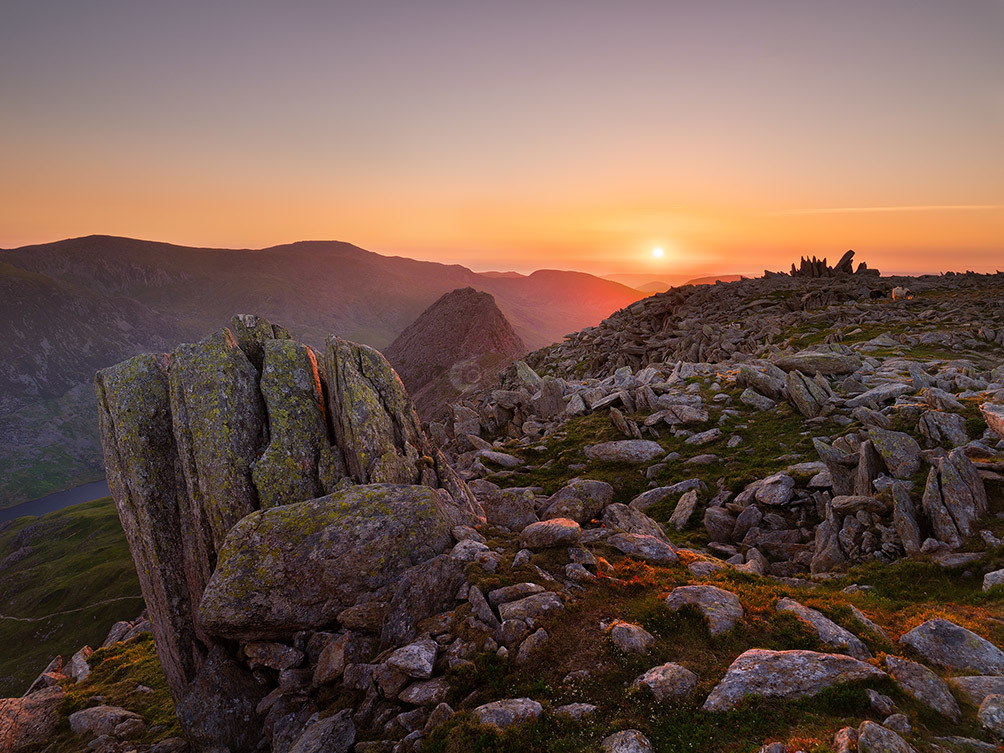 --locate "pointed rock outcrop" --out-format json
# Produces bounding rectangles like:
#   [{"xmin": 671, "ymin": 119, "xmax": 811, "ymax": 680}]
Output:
[
  {"xmin": 383, "ymin": 287, "xmax": 526, "ymax": 419},
  {"xmin": 95, "ymin": 316, "xmax": 483, "ymax": 750}
]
